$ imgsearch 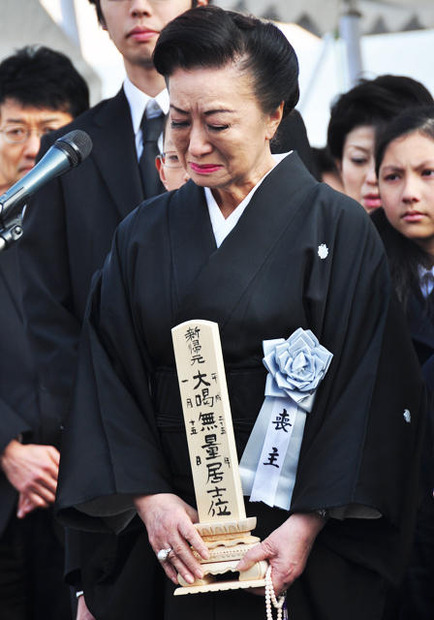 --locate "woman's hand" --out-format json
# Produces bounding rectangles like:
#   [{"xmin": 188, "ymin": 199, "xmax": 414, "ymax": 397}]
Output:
[
  {"xmin": 134, "ymin": 493, "xmax": 209, "ymax": 586},
  {"xmin": 236, "ymin": 512, "xmax": 326, "ymax": 596}
]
